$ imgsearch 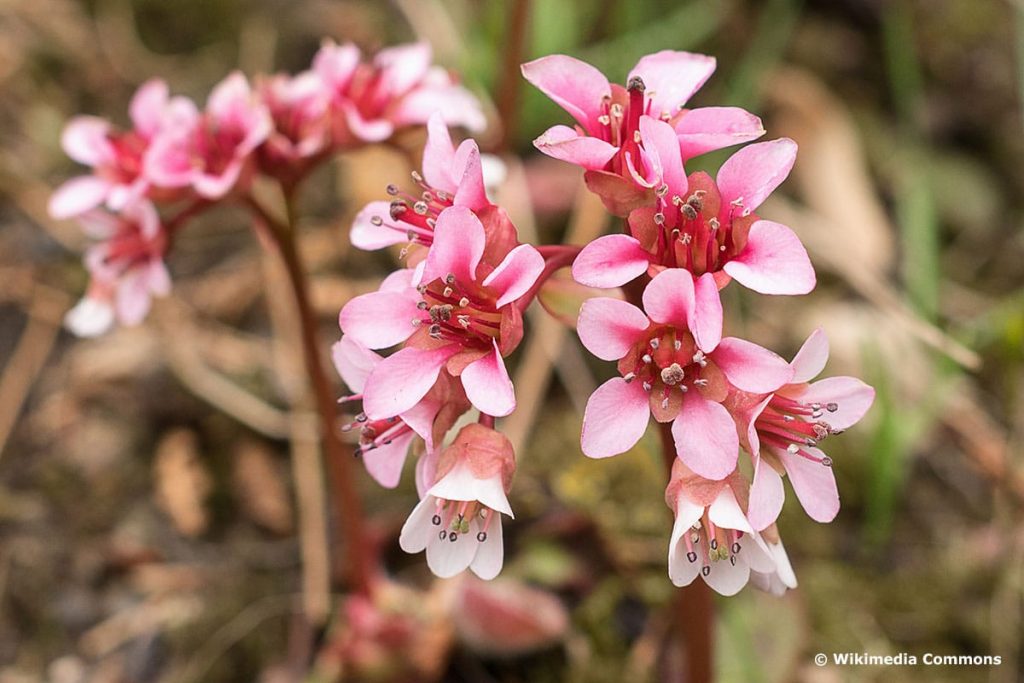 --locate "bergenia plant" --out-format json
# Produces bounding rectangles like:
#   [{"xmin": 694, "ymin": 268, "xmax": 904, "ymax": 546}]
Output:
[{"xmin": 52, "ymin": 36, "xmax": 874, "ymax": 675}]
